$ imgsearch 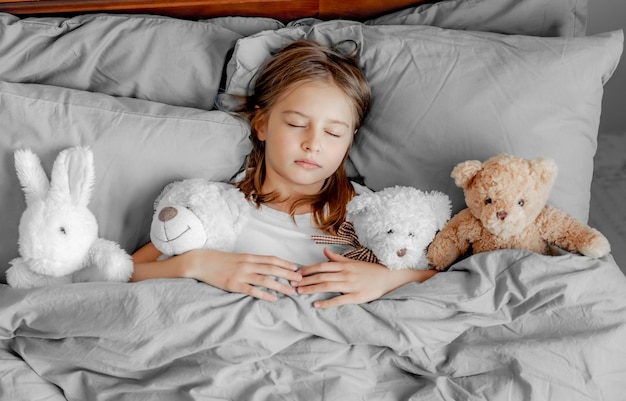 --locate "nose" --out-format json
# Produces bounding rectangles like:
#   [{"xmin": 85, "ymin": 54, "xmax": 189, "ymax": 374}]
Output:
[
  {"xmin": 496, "ymin": 211, "xmax": 508, "ymax": 220},
  {"xmin": 159, "ymin": 206, "xmax": 178, "ymax": 222},
  {"xmin": 303, "ymin": 129, "xmax": 322, "ymax": 153},
  {"xmin": 397, "ymin": 248, "xmax": 407, "ymax": 257}
]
